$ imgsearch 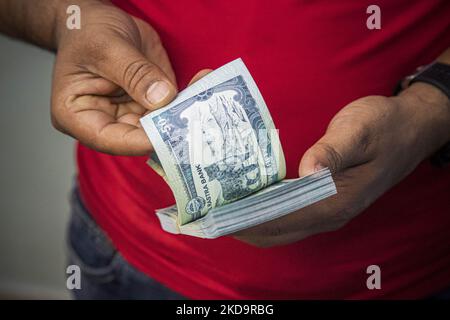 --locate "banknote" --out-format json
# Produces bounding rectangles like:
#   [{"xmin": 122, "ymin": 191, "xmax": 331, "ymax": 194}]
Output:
[
  {"xmin": 155, "ymin": 168, "xmax": 336, "ymax": 238},
  {"xmin": 141, "ymin": 58, "xmax": 286, "ymax": 225},
  {"xmin": 141, "ymin": 58, "xmax": 337, "ymax": 237}
]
